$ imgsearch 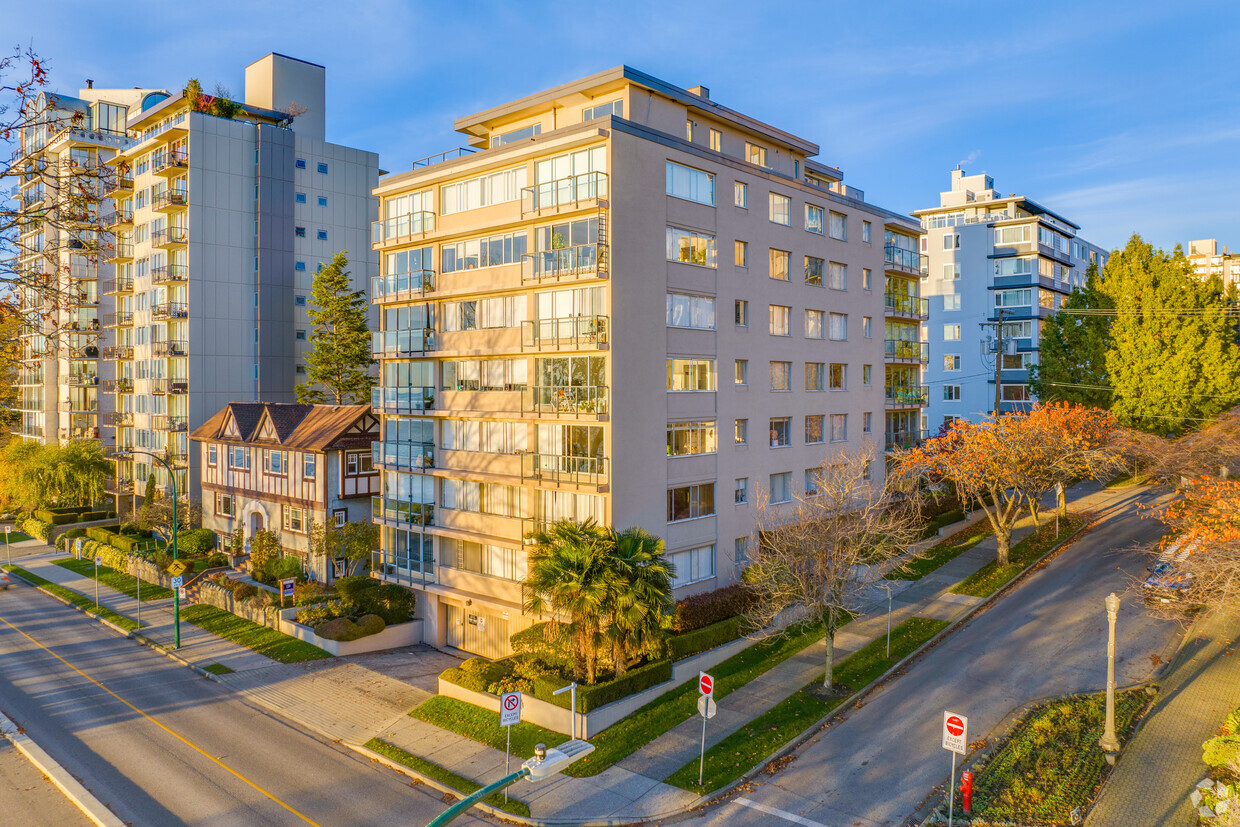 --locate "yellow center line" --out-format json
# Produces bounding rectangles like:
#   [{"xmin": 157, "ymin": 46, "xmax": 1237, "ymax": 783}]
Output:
[{"xmin": 0, "ymin": 613, "xmax": 322, "ymax": 827}]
